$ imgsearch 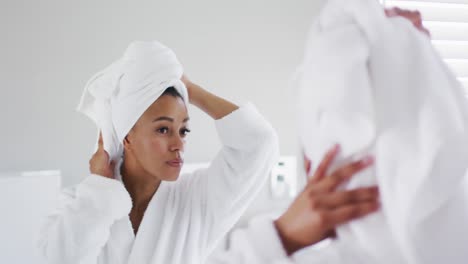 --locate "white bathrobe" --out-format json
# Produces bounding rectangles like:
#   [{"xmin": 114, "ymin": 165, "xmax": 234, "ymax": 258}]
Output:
[{"xmin": 38, "ymin": 103, "xmax": 279, "ymax": 264}]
